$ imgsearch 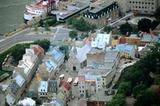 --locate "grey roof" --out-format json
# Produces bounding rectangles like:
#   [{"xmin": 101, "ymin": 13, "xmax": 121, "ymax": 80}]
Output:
[
  {"xmin": 79, "ymin": 67, "xmax": 111, "ymax": 77},
  {"xmin": 89, "ymin": 1, "xmax": 113, "ymax": 13},
  {"xmin": 8, "ymin": 81, "xmax": 19, "ymax": 95},
  {"xmin": 15, "ymin": 74, "xmax": 25, "ymax": 87},
  {"xmin": 48, "ymin": 80, "xmax": 57, "ymax": 93},
  {"xmin": 6, "ymin": 94, "xmax": 15, "ymax": 106},
  {"xmin": 141, "ymin": 34, "xmax": 158, "ymax": 42},
  {"xmin": 76, "ymin": 44, "xmax": 91, "ymax": 63}
]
